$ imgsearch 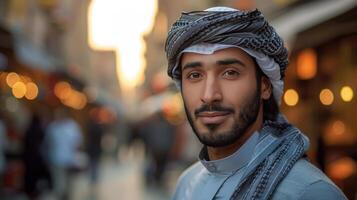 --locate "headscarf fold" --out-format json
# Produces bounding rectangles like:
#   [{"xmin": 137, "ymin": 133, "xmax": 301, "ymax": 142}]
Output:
[{"xmin": 165, "ymin": 7, "xmax": 289, "ymax": 102}]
